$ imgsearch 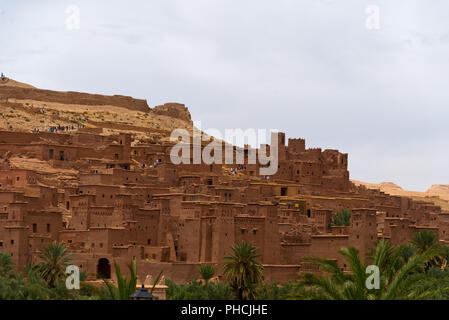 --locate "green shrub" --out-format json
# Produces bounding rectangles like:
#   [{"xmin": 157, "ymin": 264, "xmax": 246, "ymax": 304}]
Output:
[{"xmin": 330, "ymin": 209, "xmax": 351, "ymax": 226}]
